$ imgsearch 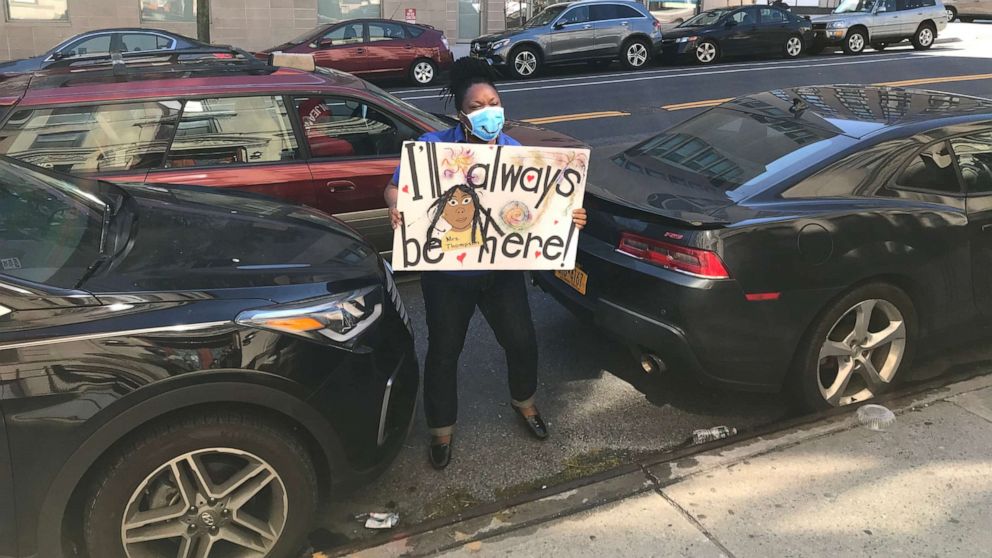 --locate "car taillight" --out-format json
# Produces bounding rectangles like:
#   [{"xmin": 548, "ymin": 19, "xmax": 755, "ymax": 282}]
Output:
[
  {"xmin": 653, "ymin": 18, "xmax": 662, "ymax": 30},
  {"xmin": 442, "ymin": 35, "xmax": 450, "ymax": 50},
  {"xmin": 617, "ymin": 232, "xmax": 730, "ymax": 279}
]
